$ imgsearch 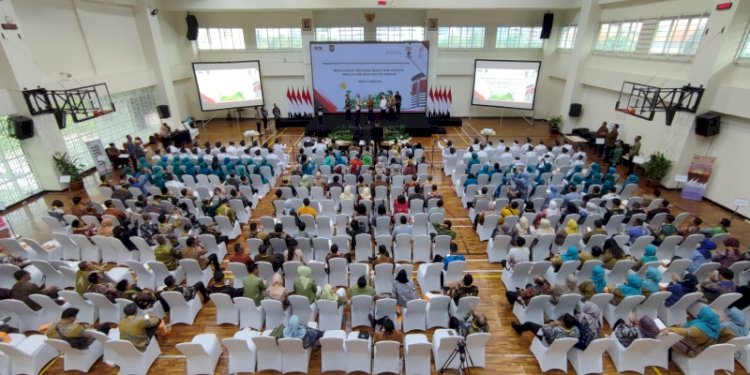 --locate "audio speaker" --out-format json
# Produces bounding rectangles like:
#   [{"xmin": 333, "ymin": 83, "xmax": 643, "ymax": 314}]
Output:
[
  {"xmin": 54, "ymin": 109, "xmax": 66, "ymax": 129},
  {"xmin": 157, "ymin": 105, "xmax": 171, "ymax": 119},
  {"xmin": 541, "ymin": 13, "xmax": 554, "ymax": 39},
  {"xmin": 695, "ymin": 112, "xmax": 720, "ymax": 136},
  {"xmin": 8, "ymin": 115, "xmax": 34, "ymax": 140},
  {"xmin": 186, "ymin": 15, "xmax": 199, "ymax": 41},
  {"xmin": 569, "ymin": 103, "xmax": 582, "ymax": 117}
]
